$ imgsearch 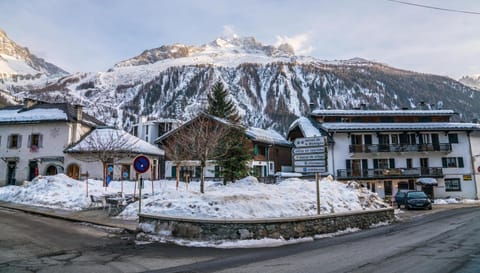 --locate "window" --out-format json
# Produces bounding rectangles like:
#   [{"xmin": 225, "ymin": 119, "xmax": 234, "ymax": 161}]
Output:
[
  {"xmin": 448, "ymin": 134, "xmax": 458, "ymax": 144},
  {"xmin": 8, "ymin": 134, "xmax": 22, "ymax": 149},
  {"xmin": 406, "ymin": 158, "xmax": 412, "ymax": 169},
  {"xmin": 373, "ymin": 158, "xmax": 395, "ymax": 169},
  {"xmin": 442, "ymin": 157, "xmax": 464, "ymax": 168},
  {"xmin": 391, "ymin": 134, "xmax": 399, "ymax": 145},
  {"xmin": 445, "ymin": 178, "xmax": 461, "ymax": 192},
  {"xmin": 28, "ymin": 133, "xmax": 43, "ymax": 151}
]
